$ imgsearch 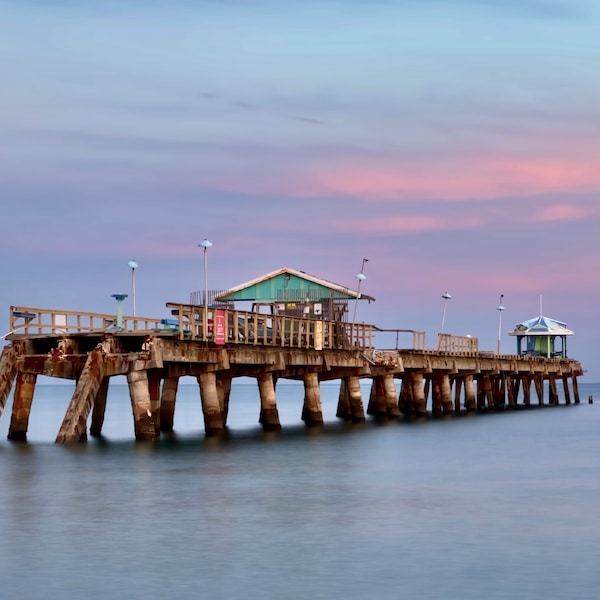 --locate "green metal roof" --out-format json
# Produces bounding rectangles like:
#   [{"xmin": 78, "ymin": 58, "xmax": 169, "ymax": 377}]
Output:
[{"xmin": 215, "ymin": 267, "xmax": 375, "ymax": 303}]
